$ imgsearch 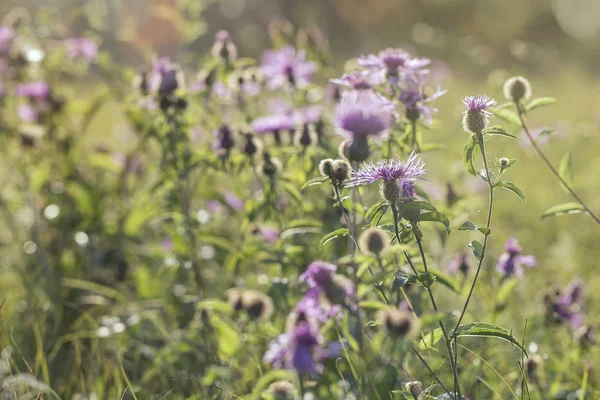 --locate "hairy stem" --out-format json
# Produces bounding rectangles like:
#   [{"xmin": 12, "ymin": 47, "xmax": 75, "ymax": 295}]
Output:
[{"xmin": 515, "ymin": 104, "xmax": 600, "ymax": 226}]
